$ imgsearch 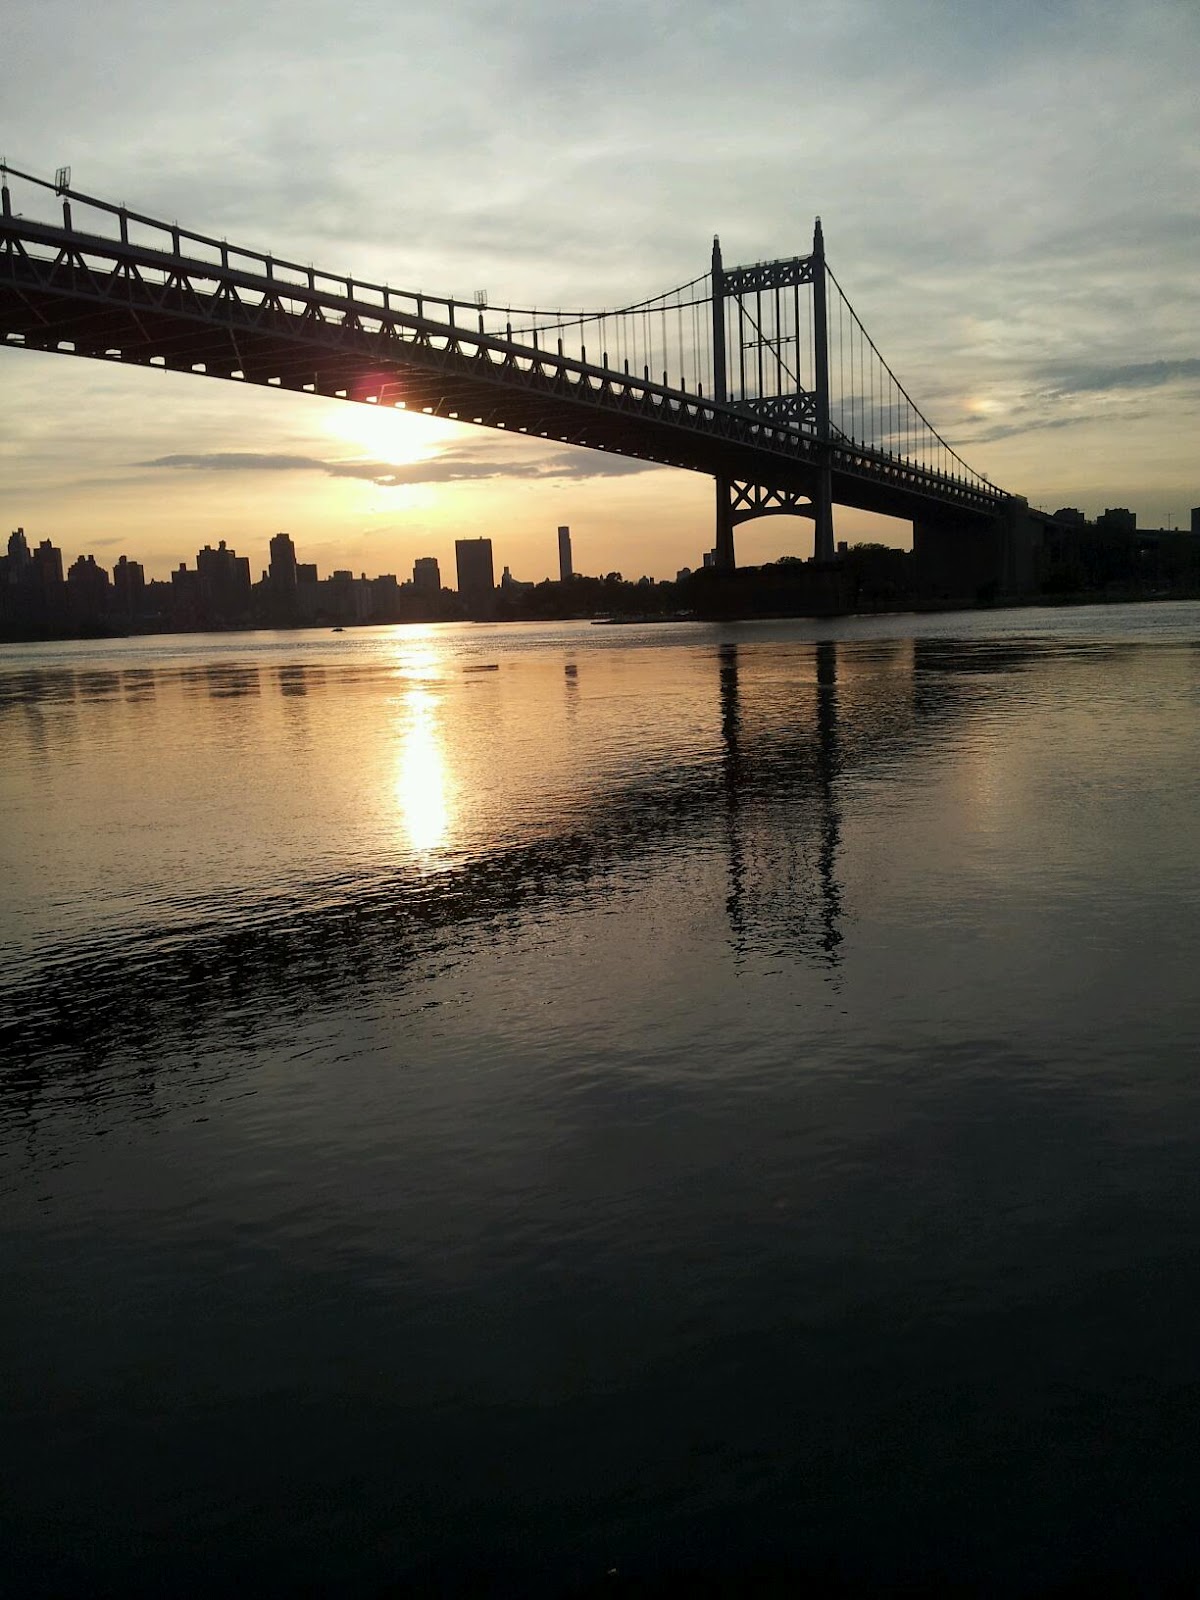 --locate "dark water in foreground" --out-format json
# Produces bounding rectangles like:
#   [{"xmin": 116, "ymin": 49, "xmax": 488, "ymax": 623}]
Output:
[{"xmin": 3, "ymin": 605, "xmax": 1200, "ymax": 1595}]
